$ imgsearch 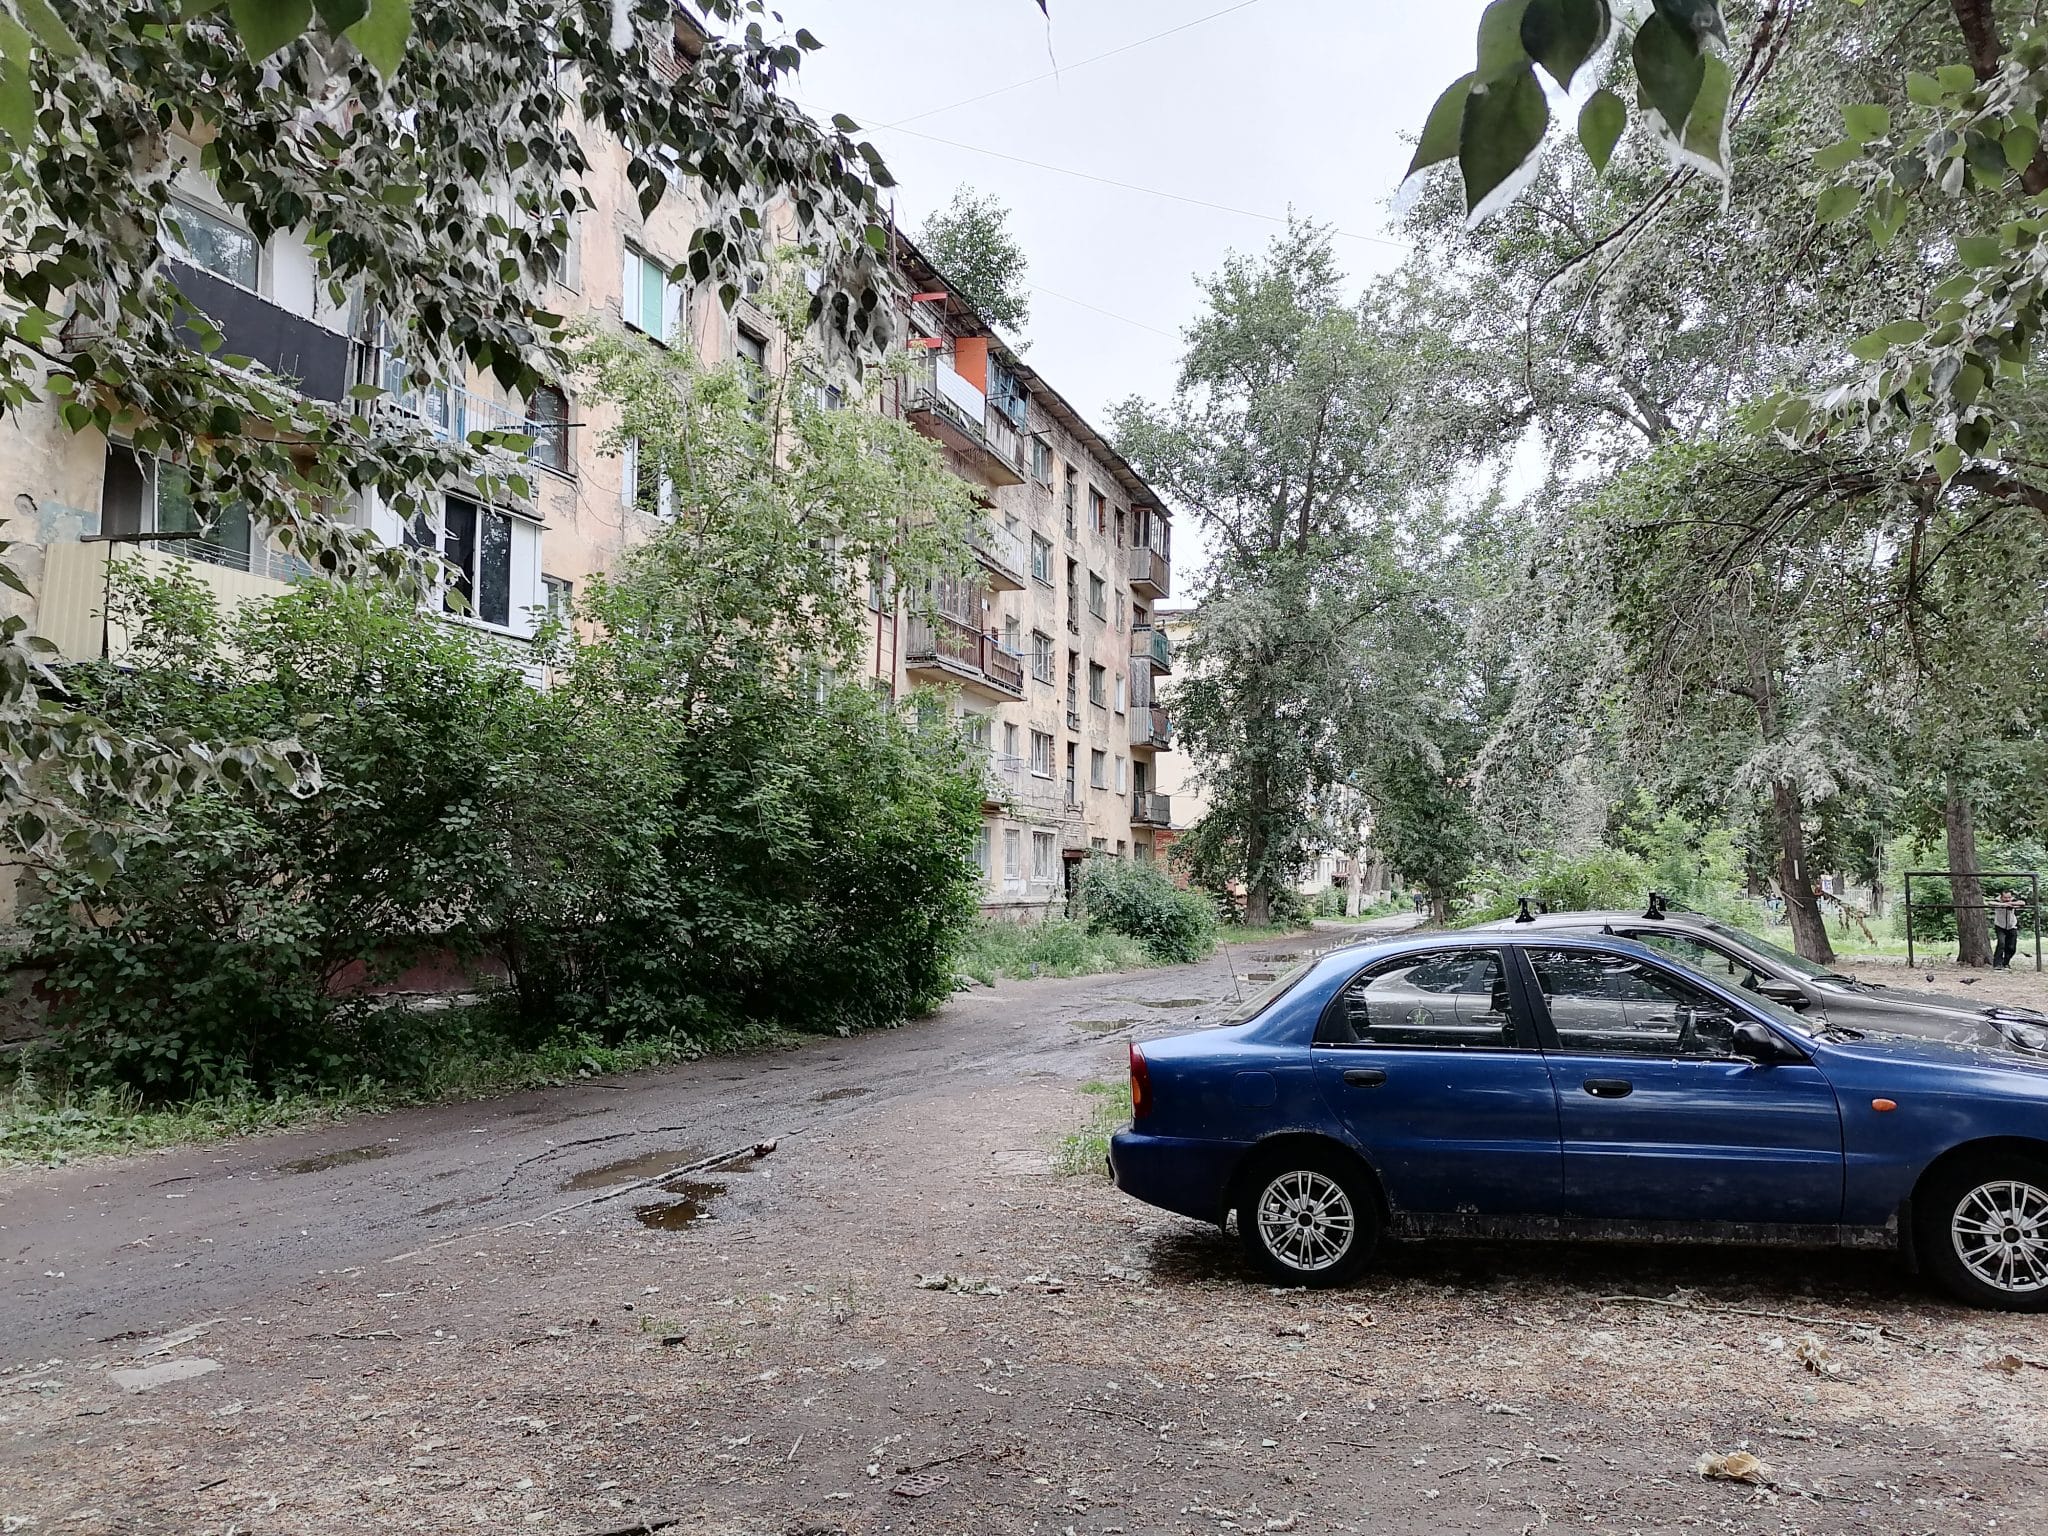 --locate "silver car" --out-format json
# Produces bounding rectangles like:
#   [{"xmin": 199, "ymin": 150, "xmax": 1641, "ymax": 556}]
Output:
[{"xmin": 1470, "ymin": 907, "xmax": 2048, "ymax": 1057}]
